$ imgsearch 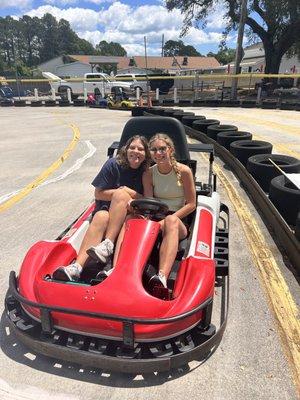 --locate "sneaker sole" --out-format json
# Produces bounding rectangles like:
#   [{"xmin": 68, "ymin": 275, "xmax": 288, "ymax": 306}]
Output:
[
  {"xmin": 52, "ymin": 269, "xmax": 75, "ymax": 282},
  {"xmin": 86, "ymin": 248, "xmax": 107, "ymax": 263}
]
